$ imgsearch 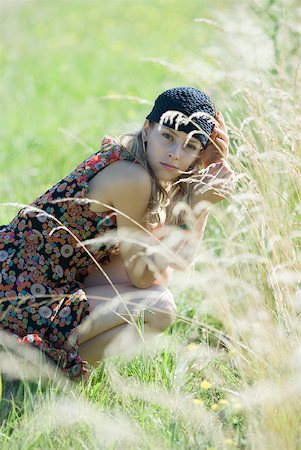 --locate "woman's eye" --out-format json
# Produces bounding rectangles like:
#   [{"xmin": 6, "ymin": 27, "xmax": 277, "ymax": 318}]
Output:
[
  {"xmin": 162, "ymin": 133, "xmax": 173, "ymax": 141},
  {"xmin": 186, "ymin": 144, "xmax": 199, "ymax": 152}
]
